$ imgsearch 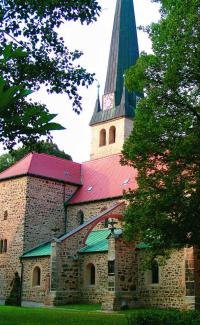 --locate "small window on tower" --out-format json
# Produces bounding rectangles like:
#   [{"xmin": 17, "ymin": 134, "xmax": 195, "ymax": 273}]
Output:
[
  {"xmin": 99, "ymin": 129, "xmax": 106, "ymax": 147},
  {"xmin": 109, "ymin": 126, "xmax": 116, "ymax": 144}
]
